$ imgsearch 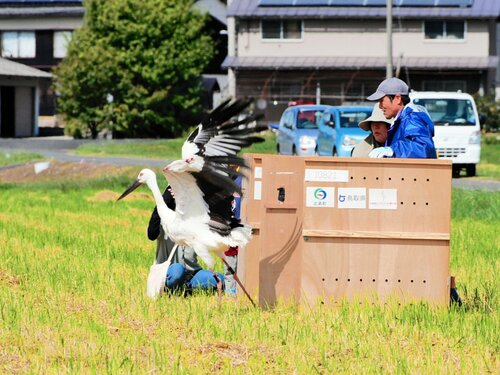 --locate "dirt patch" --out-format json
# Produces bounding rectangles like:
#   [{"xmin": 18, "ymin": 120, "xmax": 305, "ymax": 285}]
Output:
[
  {"xmin": 0, "ymin": 270, "xmax": 21, "ymax": 287},
  {"xmin": 0, "ymin": 161, "xmax": 134, "ymax": 184},
  {"xmin": 199, "ymin": 341, "xmax": 248, "ymax": 368}
]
